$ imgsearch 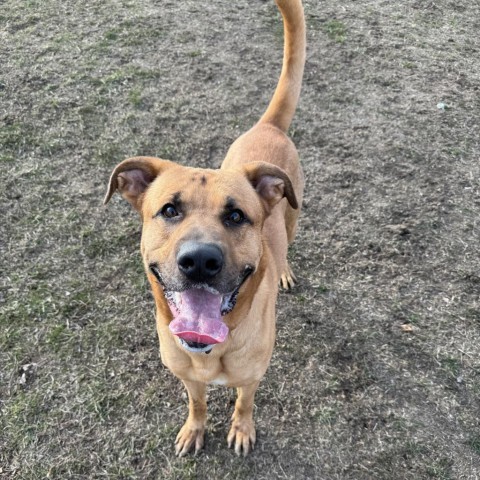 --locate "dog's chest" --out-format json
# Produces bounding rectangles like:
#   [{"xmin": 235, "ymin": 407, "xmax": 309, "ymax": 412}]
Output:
[{"xmin": 209, "ymin": 374, "xmax": 228, "ymax": 386}]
